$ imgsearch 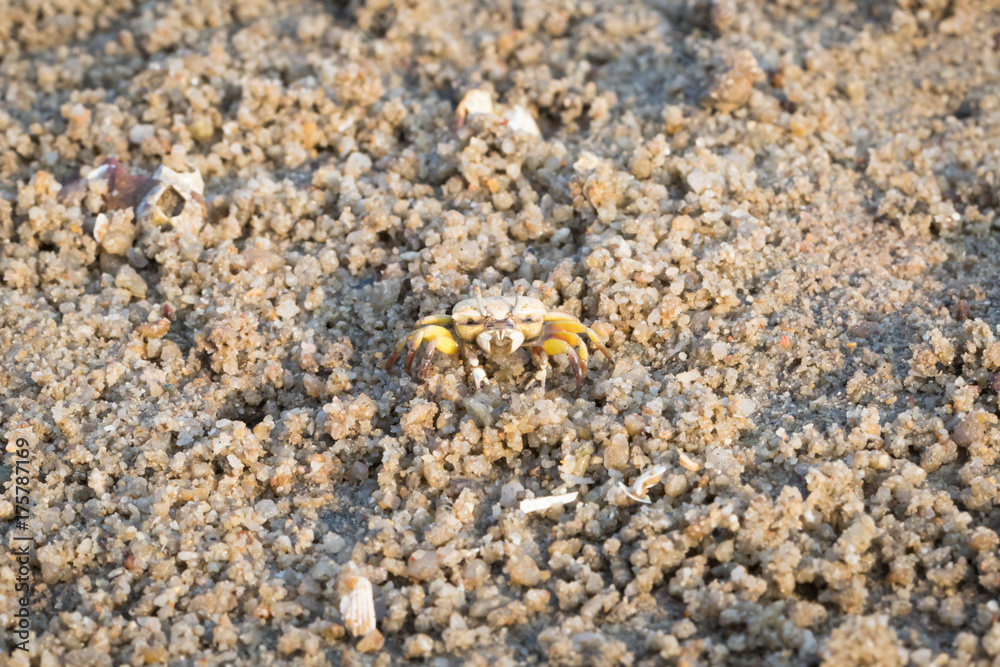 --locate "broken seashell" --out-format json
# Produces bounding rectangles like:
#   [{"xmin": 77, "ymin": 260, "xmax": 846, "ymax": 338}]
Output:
[
  {"xmin": 136, "ymin": 164, "xmax": 206, "ymax": 236},
  {"xmin": 59, "ymin": 158, "xmax": 157, "ymax": 211},
  {"xmin": 519, "ymin": 491, "xmax": 578, "ymax": 514},
  {"xmin": 154, "ymin": 163, "xmax": 204, "ymax": 196},
  {"xmin": 340, "ymin": 575, "xmax": 377, "ymax": 637},
  {"xmin": 502, "ymin": 105, "xmax": 541, "ymax": 137},
  {"xmin": 456, "ymin": 89, "xmax": 495, "ymax": 128},
  {"xmin": 85, "ymin": 163, "xmax": 112, "ymax": 183},
  {"xmin": 93, "ymin": 213, "xmax": 110, "ymax": 244},
  {"xmin": 618, "ymin": 463, "xmax": 667, "ymax": 504}
]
